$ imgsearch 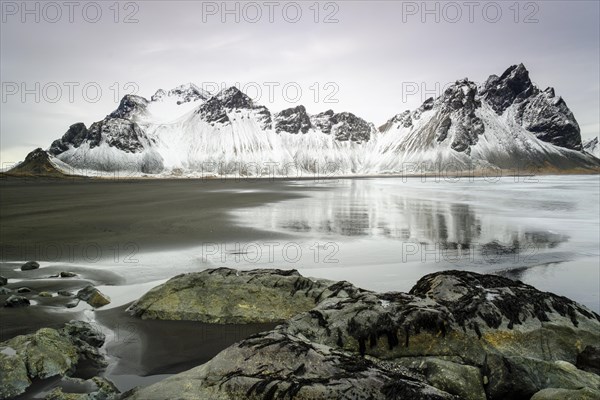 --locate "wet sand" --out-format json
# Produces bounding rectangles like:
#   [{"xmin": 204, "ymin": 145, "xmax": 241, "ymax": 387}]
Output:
[
  {"xmin": 0, "ymin": 178, "xmax": 298, "ymax": 396},
  {"xmin": 1, "ymin": 178, "xmax": 303, "ymax": 262},
  {"xmin": 0, "ymin": 261, "xmax": 124, "ymax": 340}
]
